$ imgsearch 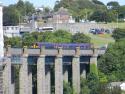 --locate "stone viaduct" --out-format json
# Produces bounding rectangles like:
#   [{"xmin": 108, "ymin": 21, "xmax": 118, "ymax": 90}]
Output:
[{"xmin": 0, "ymin": 45, "xmax": 105, "ymax": 94}]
